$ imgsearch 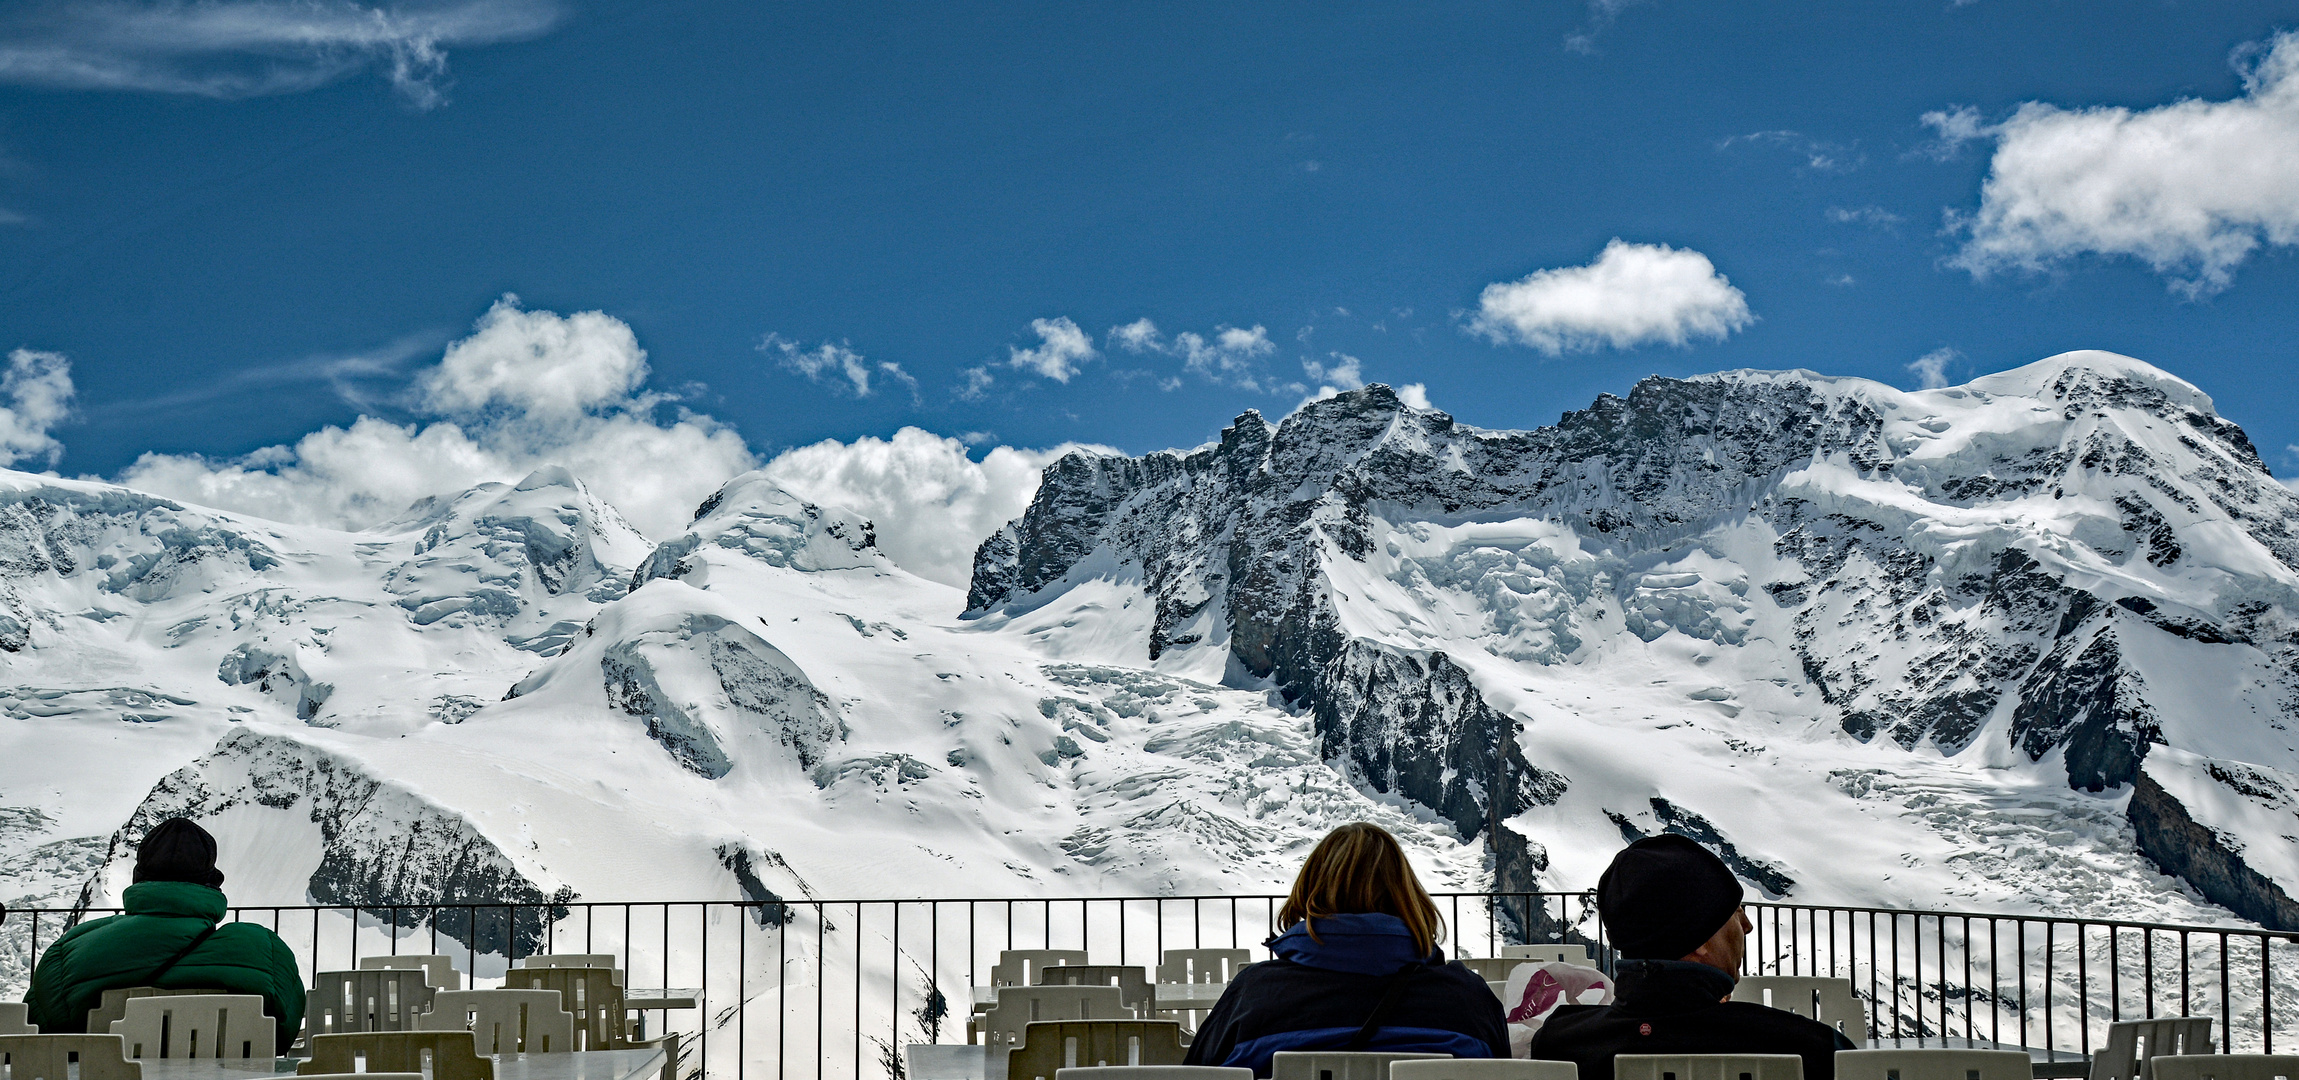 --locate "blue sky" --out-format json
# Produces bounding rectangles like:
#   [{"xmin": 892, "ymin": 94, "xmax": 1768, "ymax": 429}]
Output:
[{"xmin": 0, "ymin": 1, "xmax": 2296, "ymax": 578}]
